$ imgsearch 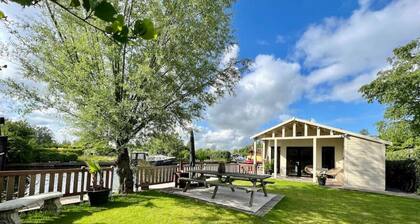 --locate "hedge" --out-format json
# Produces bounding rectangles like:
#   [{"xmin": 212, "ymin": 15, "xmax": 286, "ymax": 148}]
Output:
[
  {"xmin": 386, "ymin": 159, "xmax": 417, "ymax": 192},
  {"xmin": 386, "ymin": 149, "xmax": 420, "ymax": 194}
]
